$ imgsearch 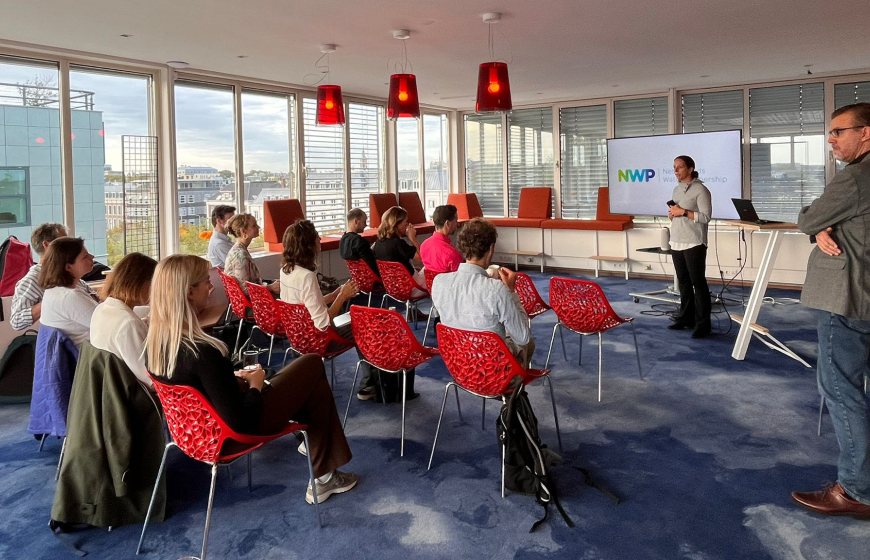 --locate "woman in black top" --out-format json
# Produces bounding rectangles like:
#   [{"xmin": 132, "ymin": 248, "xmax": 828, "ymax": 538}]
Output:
[
  {"xmin": 145, "ymin": 254, "xmax": 357, "ymax": 504},
  {"xmin": 372, "ymin": 206, "xmax": 427, "ymax": 293}
]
